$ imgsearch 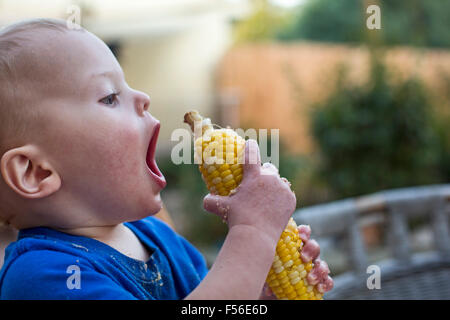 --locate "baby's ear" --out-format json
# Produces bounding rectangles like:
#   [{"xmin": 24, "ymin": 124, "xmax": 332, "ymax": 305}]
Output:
[{"xmin": 0, "ymin": 146, "xmax": 61, "ymax": 199}]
